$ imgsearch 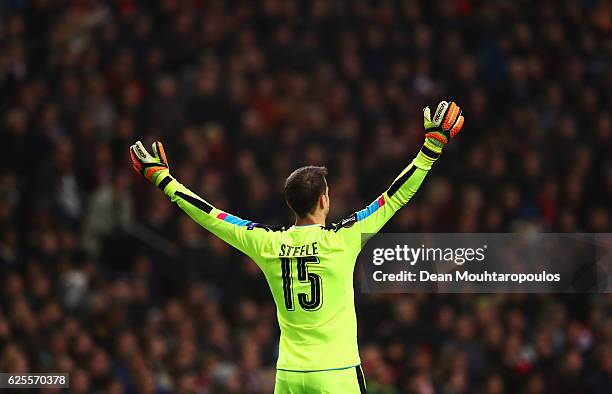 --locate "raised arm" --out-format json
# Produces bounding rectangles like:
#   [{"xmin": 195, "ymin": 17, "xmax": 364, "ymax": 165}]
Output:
[
  {"xmin": 335, "ymin": 101, "xmax": 465, "ymax": 245},
  {"xmin": 130, "ymin": 141, "xmax": 270, "ymax": 259}
]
